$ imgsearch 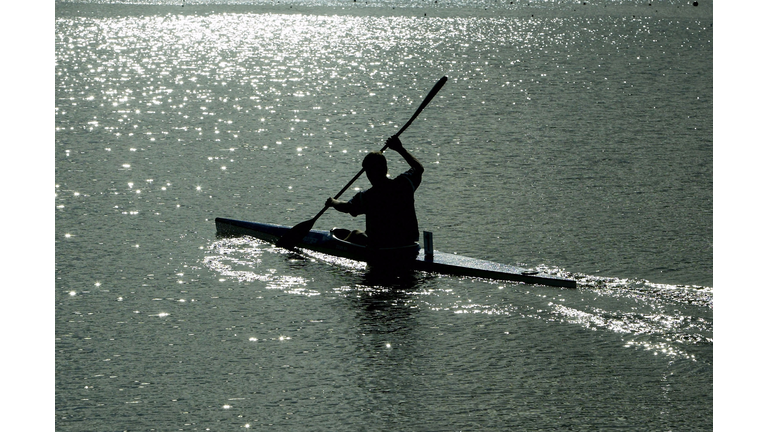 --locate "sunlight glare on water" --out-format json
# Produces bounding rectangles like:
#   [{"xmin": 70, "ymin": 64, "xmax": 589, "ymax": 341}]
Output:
[{"xmin": 204, "ymin": 237, "xmax": 320, "ymax": 296}]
